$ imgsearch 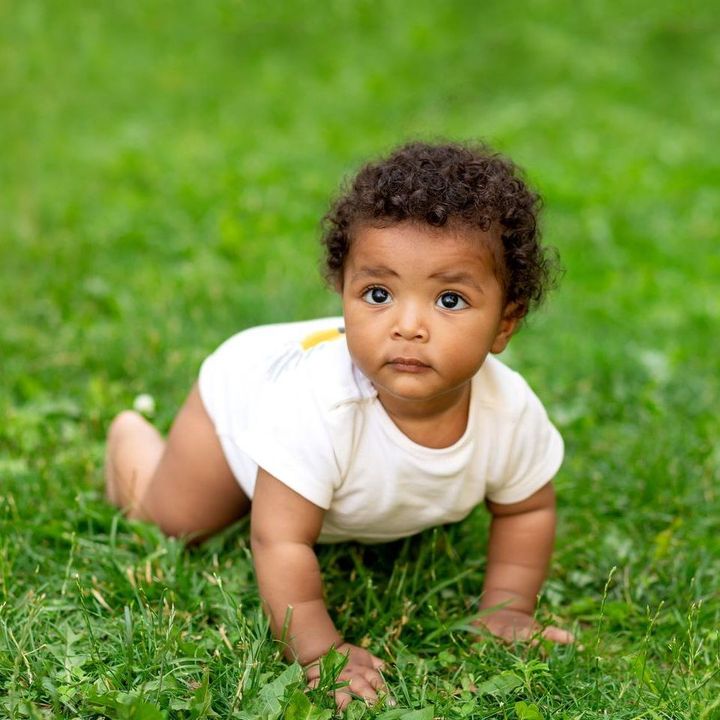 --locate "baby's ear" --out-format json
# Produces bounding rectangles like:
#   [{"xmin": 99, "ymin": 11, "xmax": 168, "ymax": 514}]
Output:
[{"xmin": 491, "ymin": 303, "xmax": 523, "ymax": 354}]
